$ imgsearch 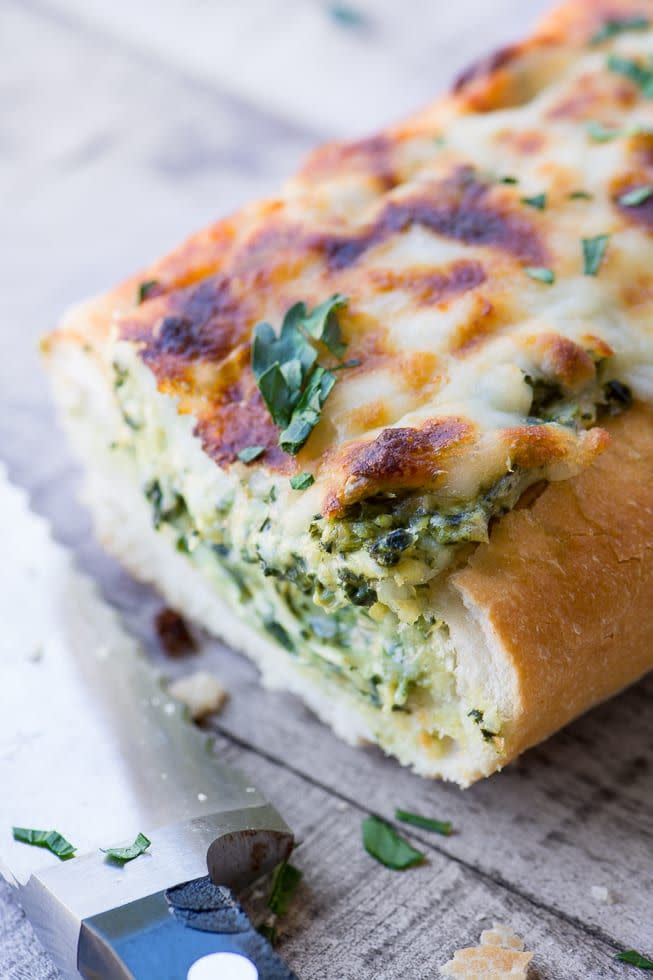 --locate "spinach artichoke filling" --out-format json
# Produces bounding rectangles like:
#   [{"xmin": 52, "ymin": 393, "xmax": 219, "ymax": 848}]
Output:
[{"xmin": 110, "ymin": 354, "xmax": 631, "ymax": 746}]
